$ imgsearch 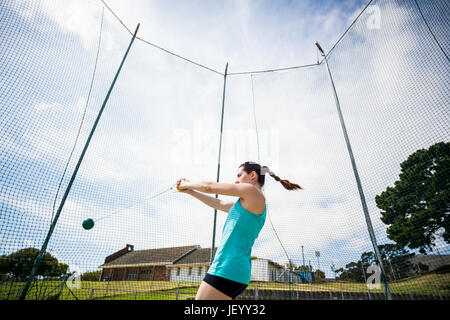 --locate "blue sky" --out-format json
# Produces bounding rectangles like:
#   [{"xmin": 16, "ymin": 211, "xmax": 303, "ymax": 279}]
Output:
[{"xmin": 0, "ymin": 0, "xmax": 449, "ymax": 281}]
